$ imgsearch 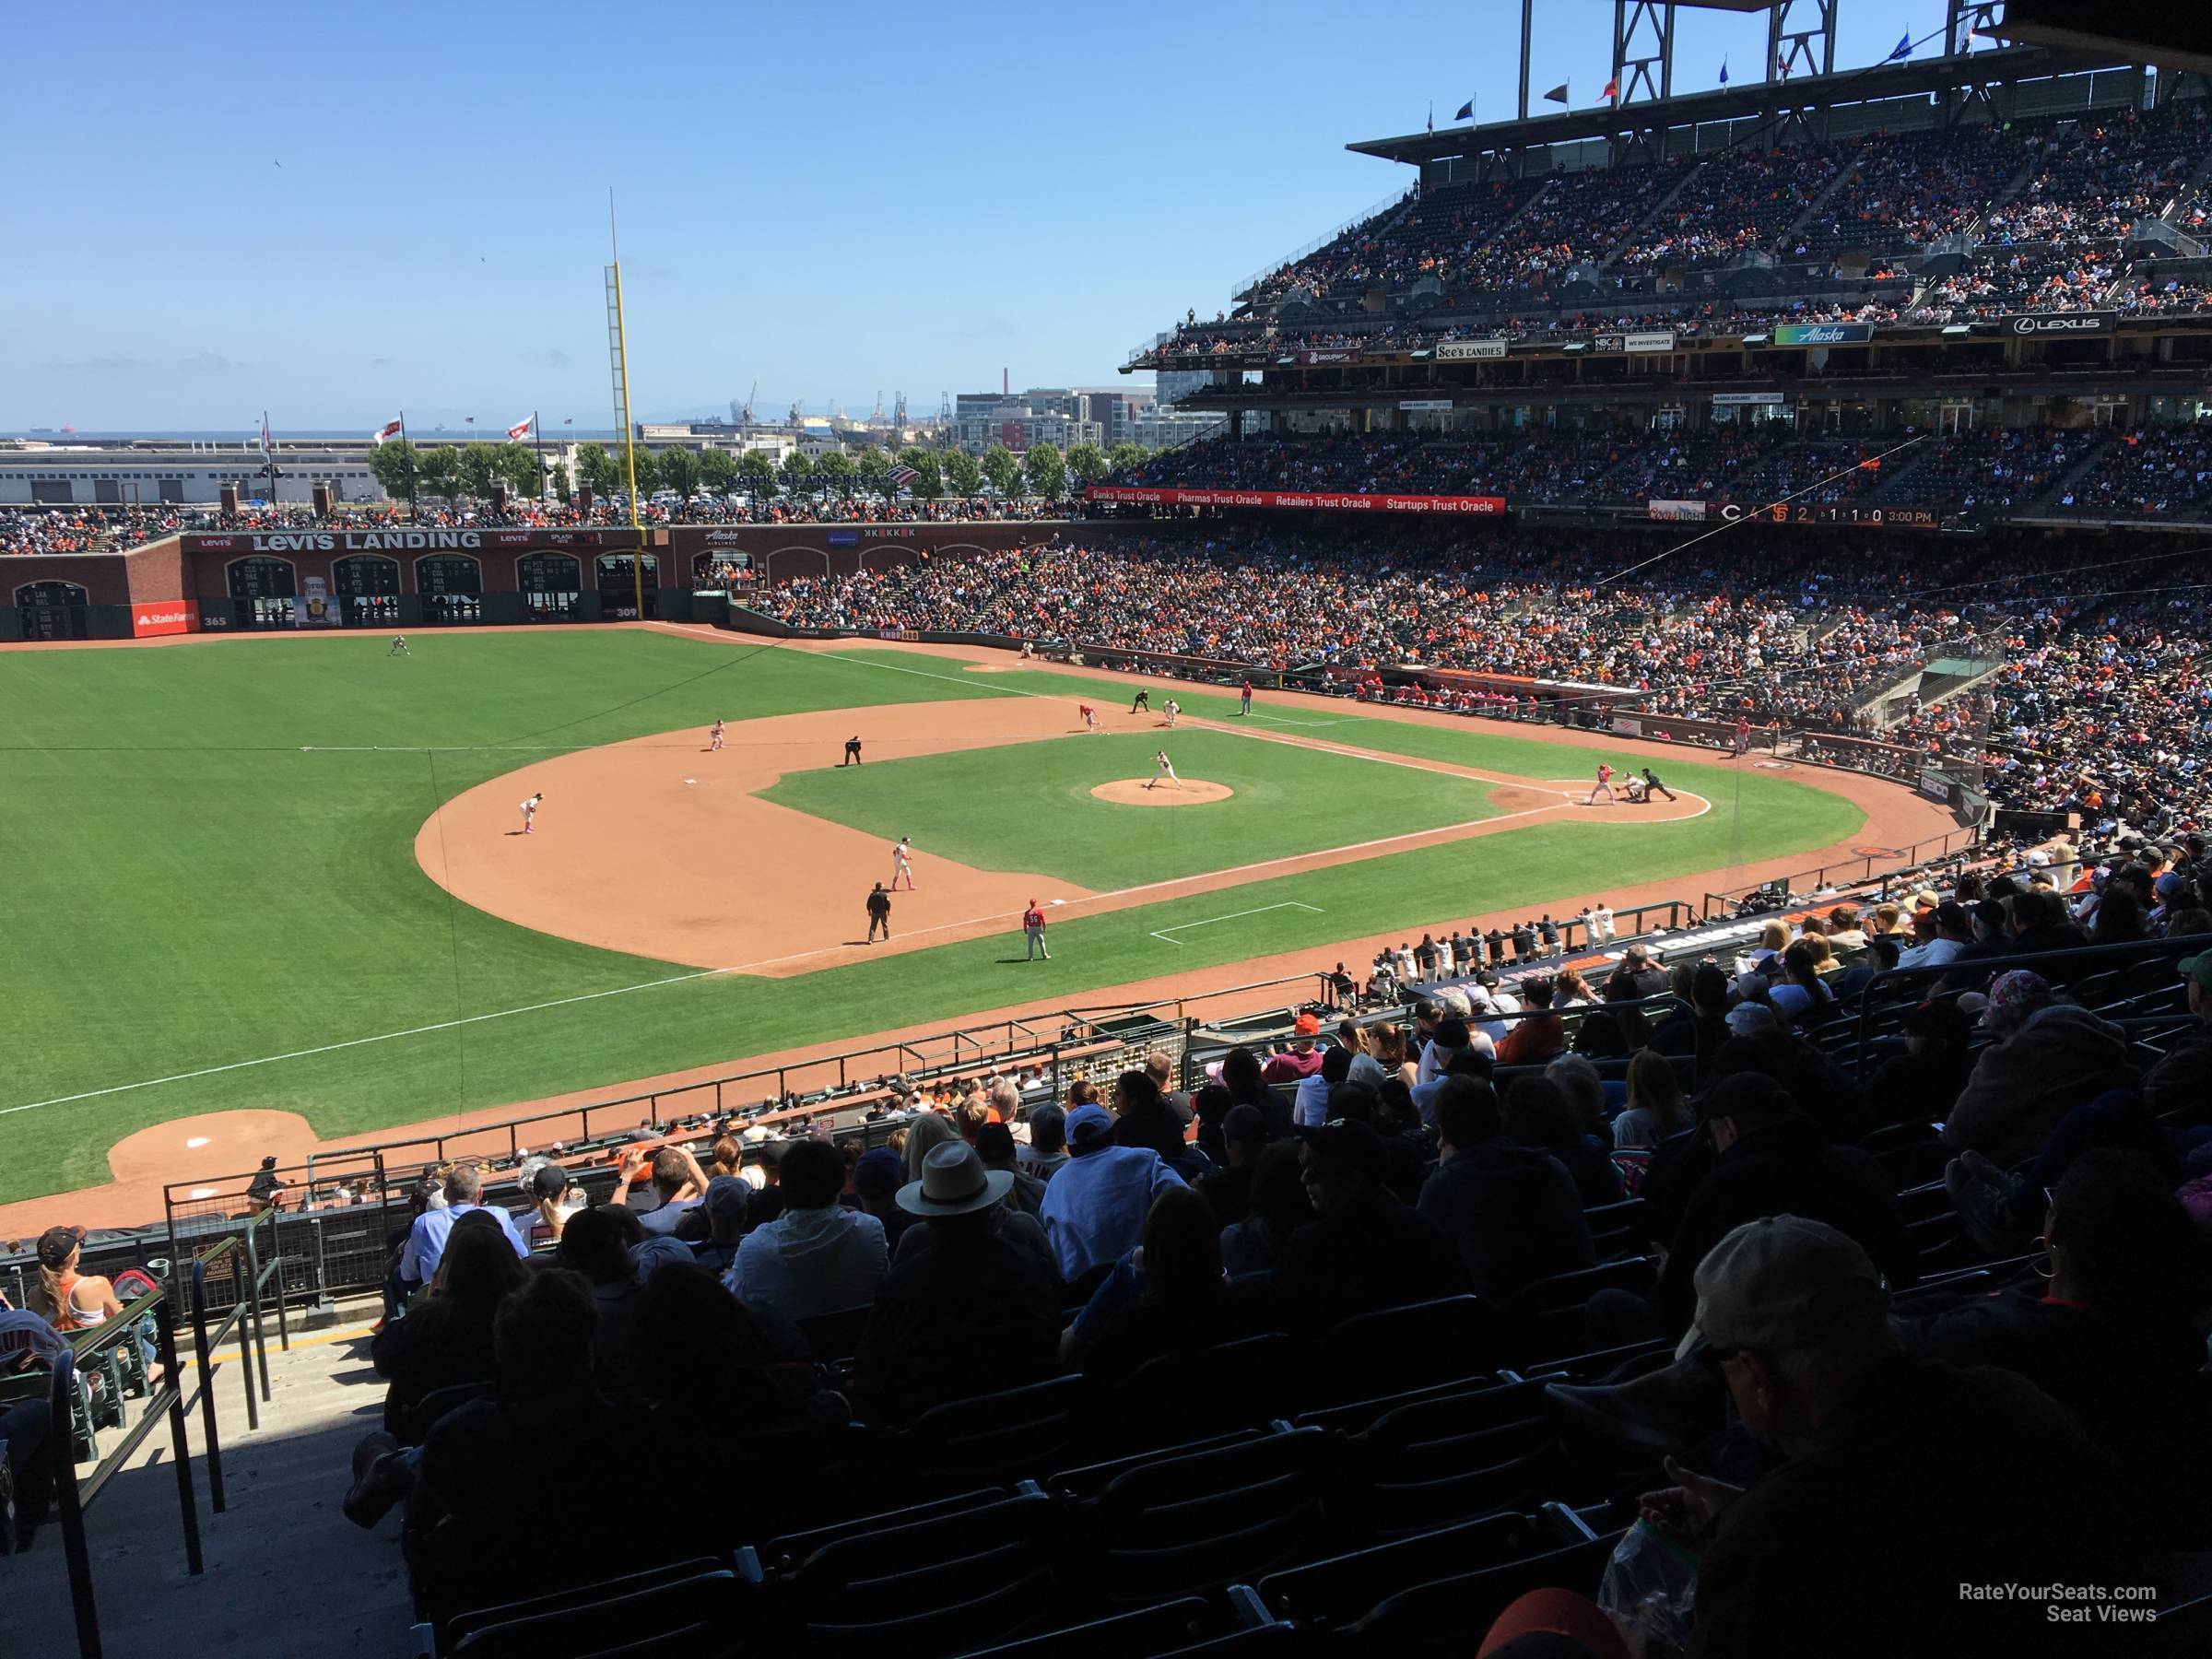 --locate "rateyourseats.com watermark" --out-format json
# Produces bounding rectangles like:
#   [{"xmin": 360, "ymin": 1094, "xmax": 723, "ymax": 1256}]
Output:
[{"xmin": 1961, "ymin": 1583, "xmax": 2159, "ymax": 1625}]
